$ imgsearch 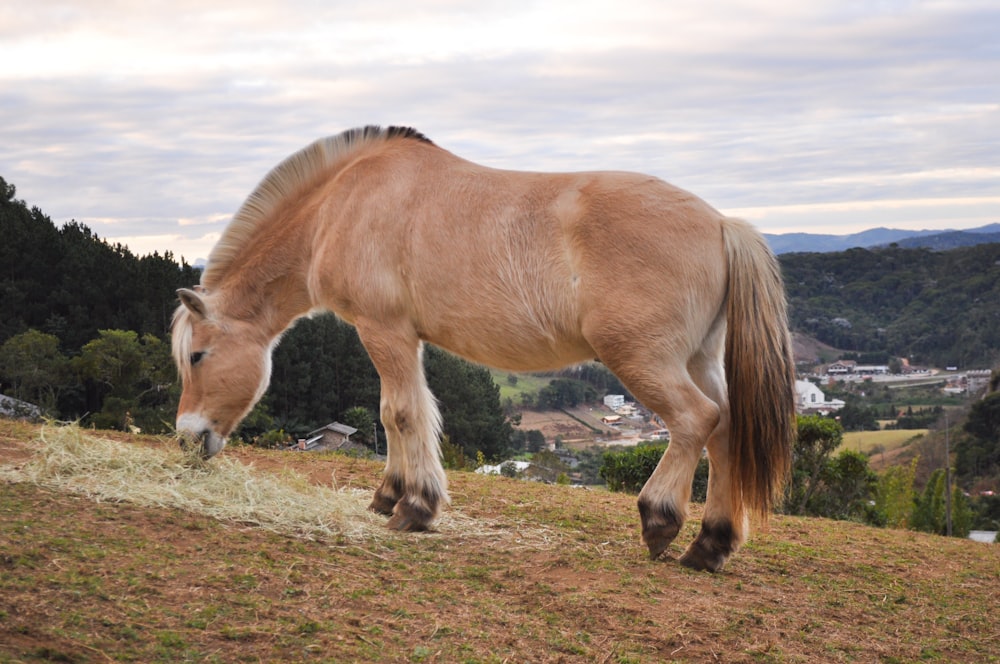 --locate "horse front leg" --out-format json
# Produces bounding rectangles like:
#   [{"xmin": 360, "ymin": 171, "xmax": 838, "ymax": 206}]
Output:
[{"xmin": 358, "ymin": 323, "xmax": 449, "ymax": 531}]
